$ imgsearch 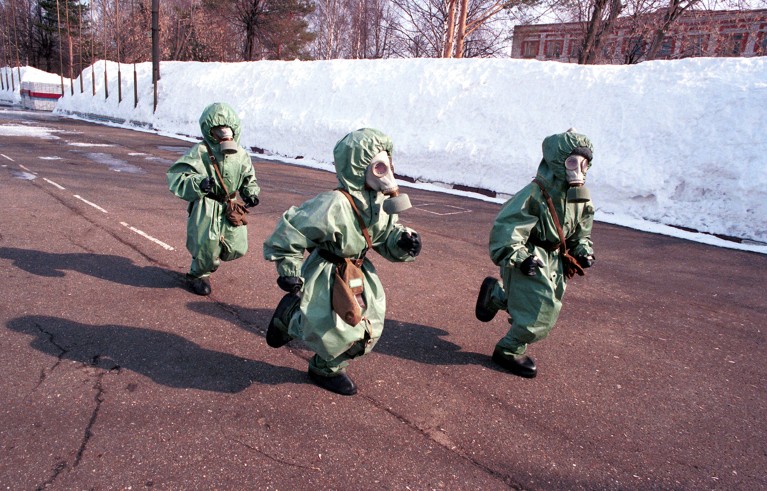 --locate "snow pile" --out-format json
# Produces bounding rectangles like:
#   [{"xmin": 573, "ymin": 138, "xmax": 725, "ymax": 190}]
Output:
[
  {"xmin": 0, "ymin": 66, "xmax": 70, "ymax": 104},
  {"xmin": 3, "ymin": 58, "xmax": 766, "ymax": 250}
]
